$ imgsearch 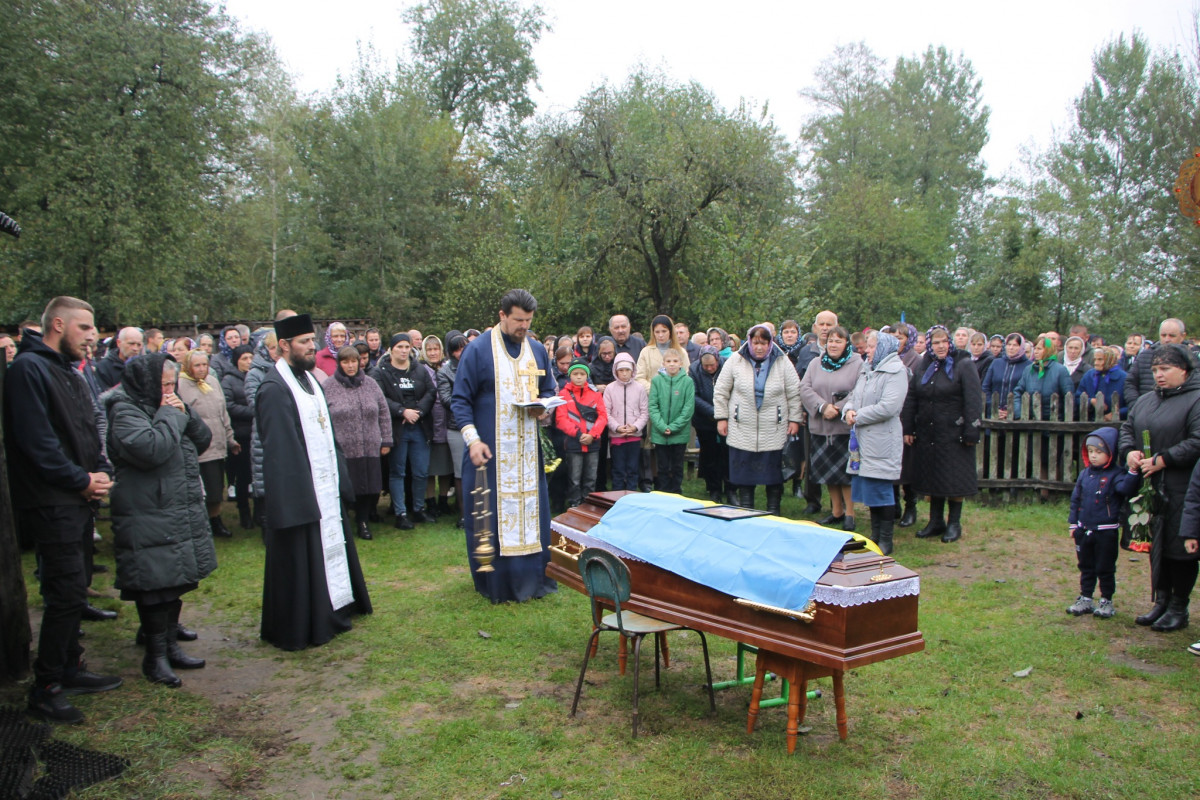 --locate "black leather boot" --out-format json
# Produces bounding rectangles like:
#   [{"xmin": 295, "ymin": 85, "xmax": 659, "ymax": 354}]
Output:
[
  {"xmin": 942, "ymin": 522, "xmax": 963, "ymax": 543},
  {"xmin": 239, "ymin": 502, "xmax": 254, "ymax": 530},
  {"xmin": 1135, "ymin": 591, "xmax": 1168, "ymax": 626},
  {"xmin": 725, "ymin": 487, "xmax": 738, "ymax": 506},
  {"xmin": 737, "ymin": 486, "xmax": 755, "ymax": 509},
  {"xmin": 867, "ymin": 515, "xmax": 880, "ymax": 544},
  {"xmin": 765, "ymin": 485, "xmax": 783, "ymax": 516},
  {"xmin": 878, "ymin": 517, "xmax": 895, "ymax": 556},
  {"xmin": 140, "ymin": 606, "xmax": 181, "ymax": 688},
  {"xmin": 209, "ymin": 516, "xmax": 233, "ymax": 538},
  {"xmin": 356, "ymin": 521, "xmax": 373, "ymax": 540},
  {"xmin": 1151, "ymin": 598, "xmax": 1189, "ymax": 632},
  {"xmin": 898, "ymin": 503, "xmax": 917, "ymax": 528},
  {"xmin": 166, "ymin": 603, "xmax": 205, "ymax": 670},
  {"xmin": 915, "ymin": 520, "xmax": 947, "ymax": 539}
]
